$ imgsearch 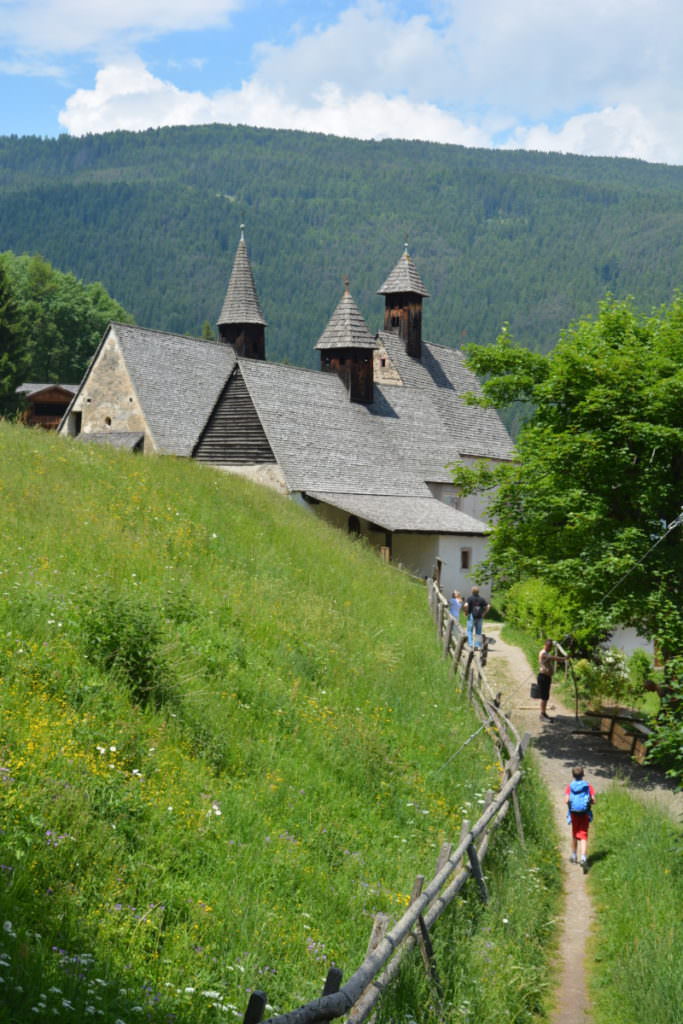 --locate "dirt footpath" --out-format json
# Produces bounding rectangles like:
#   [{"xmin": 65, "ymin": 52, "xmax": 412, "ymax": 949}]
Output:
[{"xmin": 482, "ymin": 623, "xmax": 682, "ymax": 1024}]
